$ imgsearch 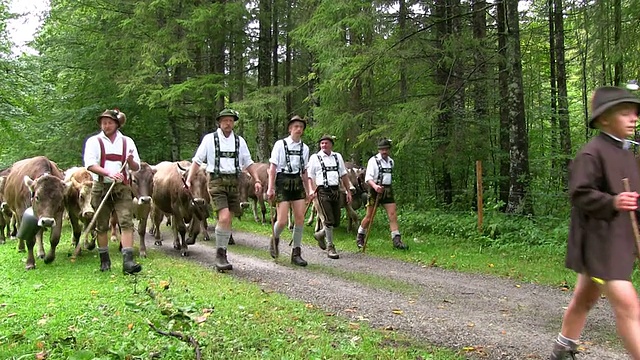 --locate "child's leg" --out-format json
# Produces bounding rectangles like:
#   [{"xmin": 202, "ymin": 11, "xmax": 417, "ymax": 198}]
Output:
[
  {"xmin": 603, "ymin": 280, "xmax": 640, "ymax": 359},
  {"xmin": 560, "ymin": 273, "xmax": 601, "ymax": 339}
]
